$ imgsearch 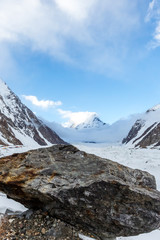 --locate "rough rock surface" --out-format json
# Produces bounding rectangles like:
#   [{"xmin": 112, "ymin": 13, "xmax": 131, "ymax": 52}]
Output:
[
  {"xmin": 0, "ymin": 209, "xmax": 96, "ymax": 240},
  {"xmin": 135, "ymin": 122, "xmax": 160, "ymax": 148},
  {"xmin": 122, "ymin": 119, "xmax": 160, "ymax": 148},
  {"xmin": 0, "ymin": 145, "xmax": 160, "ymax": 239},
  {"xmin": 122, "ymin": 119, "xmax": 145, "ymax": 145}
]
